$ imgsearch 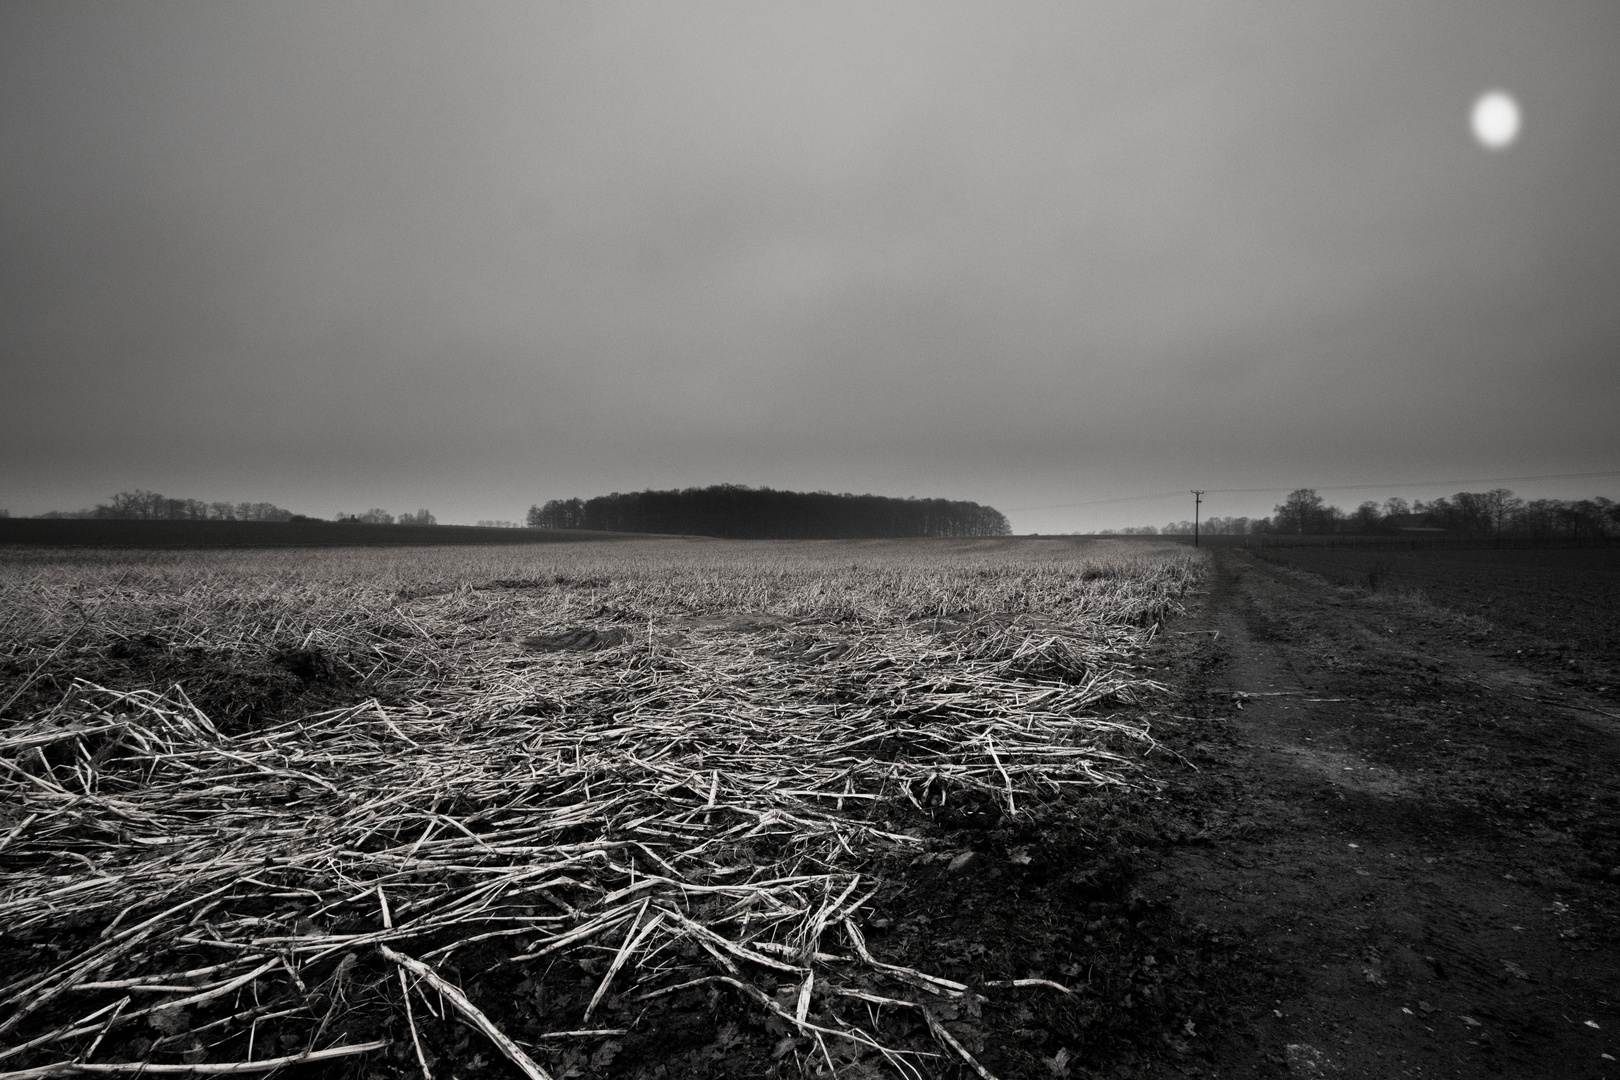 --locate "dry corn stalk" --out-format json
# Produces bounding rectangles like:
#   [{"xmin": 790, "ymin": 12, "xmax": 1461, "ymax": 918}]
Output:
[{"xmin": 0, "ymin": 539, "xmax": 1200, "ymax": 1075}]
